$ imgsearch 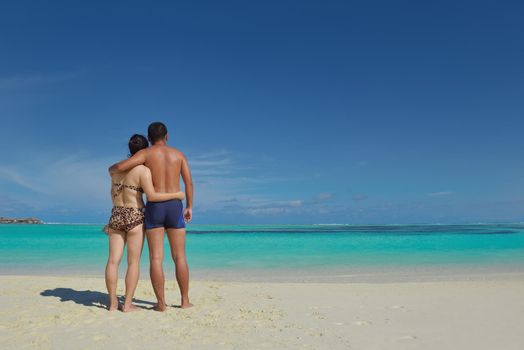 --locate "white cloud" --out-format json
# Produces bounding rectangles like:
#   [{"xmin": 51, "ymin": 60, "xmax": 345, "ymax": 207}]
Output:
[
  {"xmin": 244, "ymin": 201, "xmax": 302, "ymax": 216},
  {"xmin": 428, "ymin": 191, "xmax": 454, "ymax": 197},
  {"xmin": 246, "ymin": 207, "xmax": 288, "ymax": 215},
  {"xmin": 0, "ymin": 167, "xmax": 47, "ymax": 193},
  {"xmin": 1, "ymin": 148, "xmax": 339, "ymax": 222},
  {"xmin": 0, "ymin": 154, "xmax": 112, "ymax": 209},
  {"xmin": 288, "ymin": 200, "xmax": 303, "ymax": 207},
  {"xmin": 314, "ymin": 192, "xmax": 335, "ymax": 201},
  {"xmin": 0, "ymin": 149, "xmax": 298, "ymax": 219}
]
